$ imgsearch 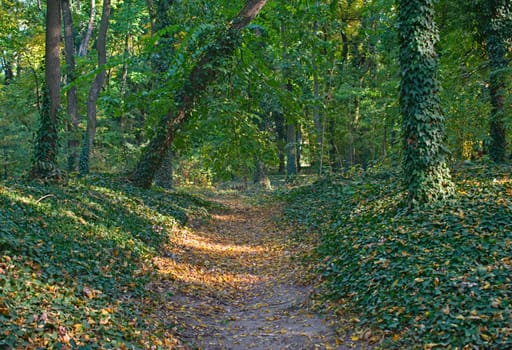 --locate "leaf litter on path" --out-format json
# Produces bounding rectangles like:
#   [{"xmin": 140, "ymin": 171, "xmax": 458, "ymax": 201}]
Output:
[{"xmin": 148, "ymin": 194, "xmax": 366, "ymax": 349}]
